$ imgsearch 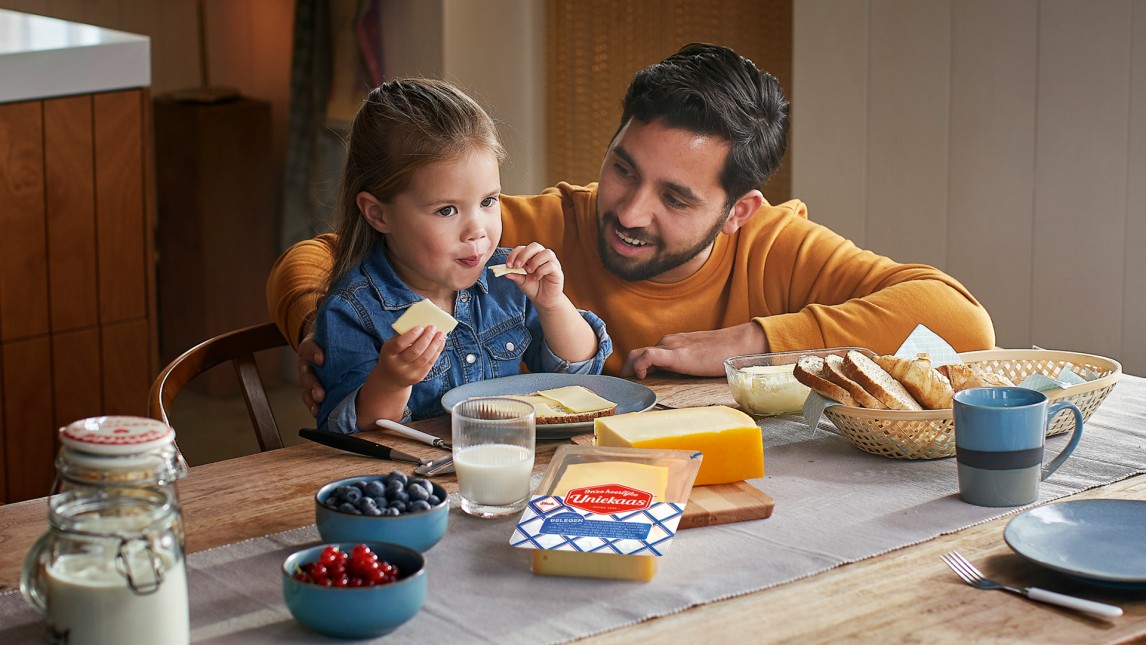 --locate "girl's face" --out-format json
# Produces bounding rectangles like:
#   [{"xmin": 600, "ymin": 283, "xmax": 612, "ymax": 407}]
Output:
[{"xmin": 359, "ymin": 148, "xmax": 502, "ymax": 303}]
